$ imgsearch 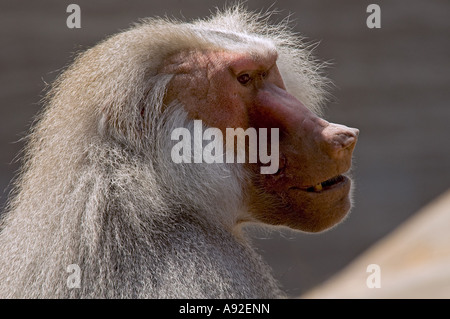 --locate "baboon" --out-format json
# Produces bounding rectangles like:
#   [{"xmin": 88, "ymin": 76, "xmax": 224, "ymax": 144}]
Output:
[{"xmin": 0, "ymin": 6, "xmax": 358, "ymax": 298}]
